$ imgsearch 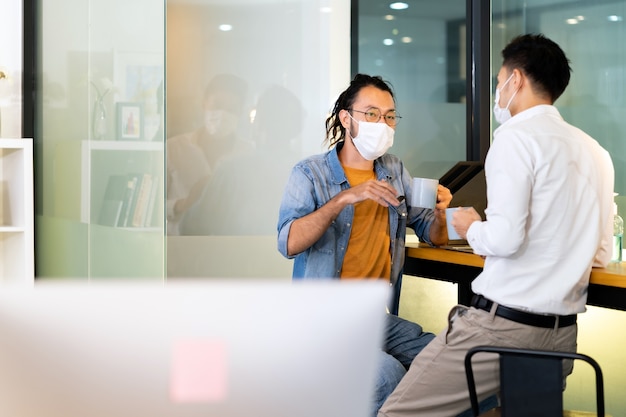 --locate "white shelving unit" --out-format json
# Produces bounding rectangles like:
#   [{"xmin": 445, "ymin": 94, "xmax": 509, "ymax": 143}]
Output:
[
  {"xmin": 0, "ymin": 138, "xmax": 34, "ymax": 285},
  {"xmin": 54, "ymin": 140, "xmax": 163, "ymax": 224},
  {"xmin": 79, "ymin": 140, "xmax": 162, "ymax": 224}
]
